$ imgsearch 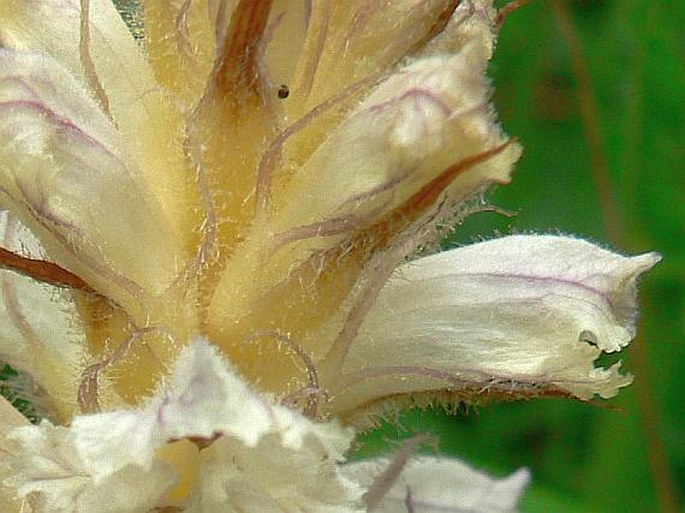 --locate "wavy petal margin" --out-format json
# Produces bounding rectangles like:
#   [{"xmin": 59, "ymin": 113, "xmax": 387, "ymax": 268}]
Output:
[
  {"xmin": 329, "ymin": 235, "xmax": 661, "ymax": 414},
  {"xmin": 7, "ymin": 339, "xmax": 363, "ymax": 512}
]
